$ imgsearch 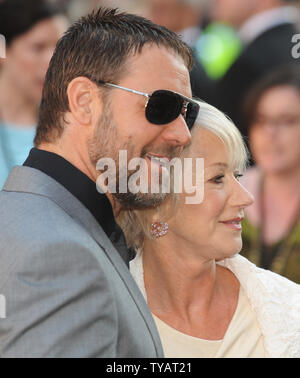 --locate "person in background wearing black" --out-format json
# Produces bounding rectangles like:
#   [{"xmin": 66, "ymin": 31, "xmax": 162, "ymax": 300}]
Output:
[{"xmin": 210, "ymin": 0, "xmax": 300, "ymax": 138}]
